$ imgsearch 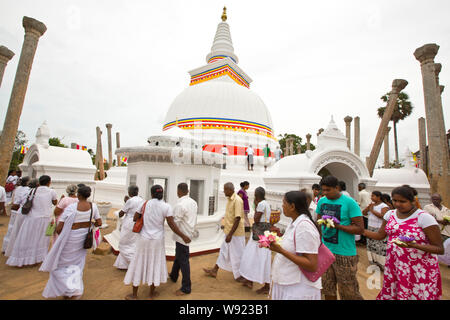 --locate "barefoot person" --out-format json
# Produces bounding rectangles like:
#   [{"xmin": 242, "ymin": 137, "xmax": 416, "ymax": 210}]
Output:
[
  {"xmin": 239, "ymin": 187, "xmax": 272, "ymax": 294},
  {"xmin": 169, "ymin": 183, "xmax": 198, "ymax": 296},
  {"xmin": 40, "ymin": 186, "xmax": 102, "ymax": 299},
  {"xmin": 316, "ymin": 176, "xmax": 364, "ymax": 300},
  {"xmin": 270, "ymin": 191, "xmax": 322, "ymax": 300},
  {"xmin": 203, "ymin": 182, "xmax": 246, "ymax": 282},
  {"xmin": 363, "ymin": 186, "xmax": 443, "ymax": 300},
  {"xmin": 113, "ymin": 185, "xmax": 143, "ymax": 270},
  {"xmin": 124, "ymin": 185, "xmax": 190, "ymax": 300}
]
